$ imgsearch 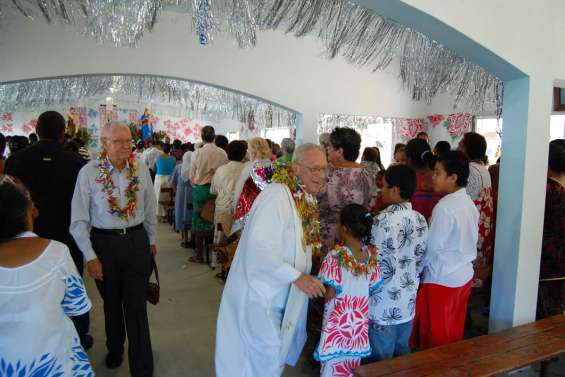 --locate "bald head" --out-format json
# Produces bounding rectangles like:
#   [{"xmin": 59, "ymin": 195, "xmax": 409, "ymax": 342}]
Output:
[
  {"xmin": 101, "ymin": 121, "xmax": 130, "ymax": 138},
  {"xmin": 292, "ymin": 143, "xmax": 327, "ymax": 195}
]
